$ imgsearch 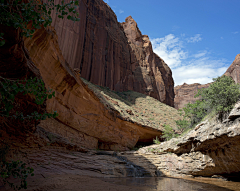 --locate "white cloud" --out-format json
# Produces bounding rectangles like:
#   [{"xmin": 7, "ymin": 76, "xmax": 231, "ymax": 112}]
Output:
[
  {"xmin": 221, "ymin": 37, "xmax": 224, "ymax": 39},
  {"xmin": 151, "ymin": 34, "xmax": 228, "ymax": 86},
  {"xmin": 104, "ymin": 0, "xmax": 109, "ymax": 3},
  {"xmin": 193, "ymin": 50, "xmax": 208, "ymax": 58},
  {"xmin": 119, "ymin": 9, "xmax": 124, "ymax": 14},
  {"xmin": 172, "ymin": 59, "xmax": 228, "ymax": 86},
  {"xmin": 187, "ymin": 34, "xmax": 202, "ymax": 43},
  {"xmin": 151, "ymin": 34, "xmax": 187, "ymax": 68},
  {"xmin": 232, "ymin": 31, "xmax": 239, "ymax": 34}
]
